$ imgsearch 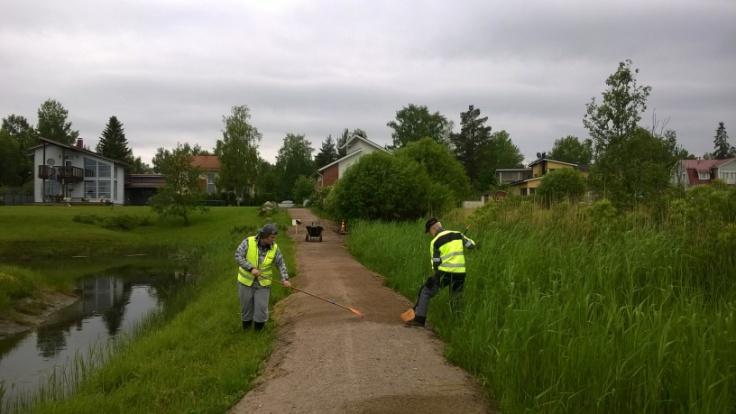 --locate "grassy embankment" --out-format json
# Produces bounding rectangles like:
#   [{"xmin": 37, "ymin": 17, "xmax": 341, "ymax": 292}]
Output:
[
  {"xmin": 346, "ymin": 202, "xmax": 736, "ymax": 413},
  {"xmin": 0, "ymin": 206, "xmax": 294, "ymax": 413}
]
